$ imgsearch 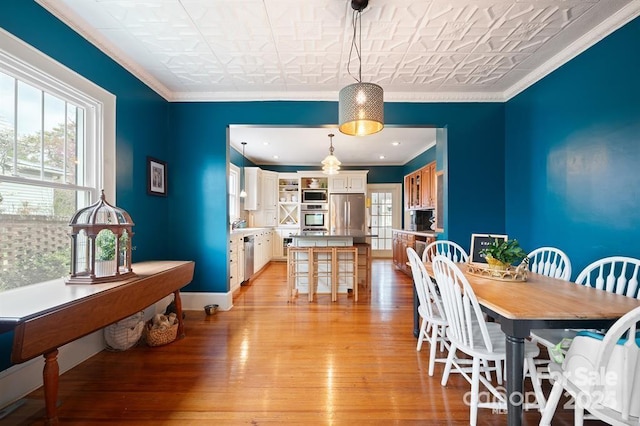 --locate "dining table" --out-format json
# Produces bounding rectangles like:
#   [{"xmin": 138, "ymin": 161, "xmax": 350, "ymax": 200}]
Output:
[{"xmin": 422, "ymin": 261, "xmax": 640, "ymax": 426}]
